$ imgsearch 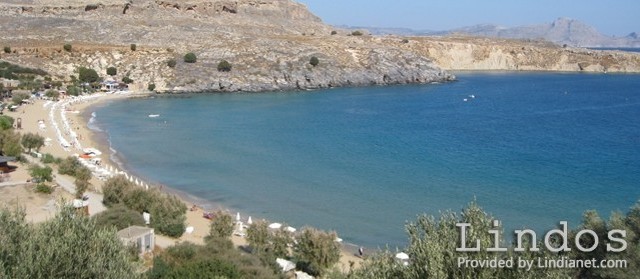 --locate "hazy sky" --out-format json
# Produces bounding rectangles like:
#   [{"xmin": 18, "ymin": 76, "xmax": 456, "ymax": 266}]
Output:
[{"xmin": 297, "ymin": 0, "xmax": 639, "ymax": 36}]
